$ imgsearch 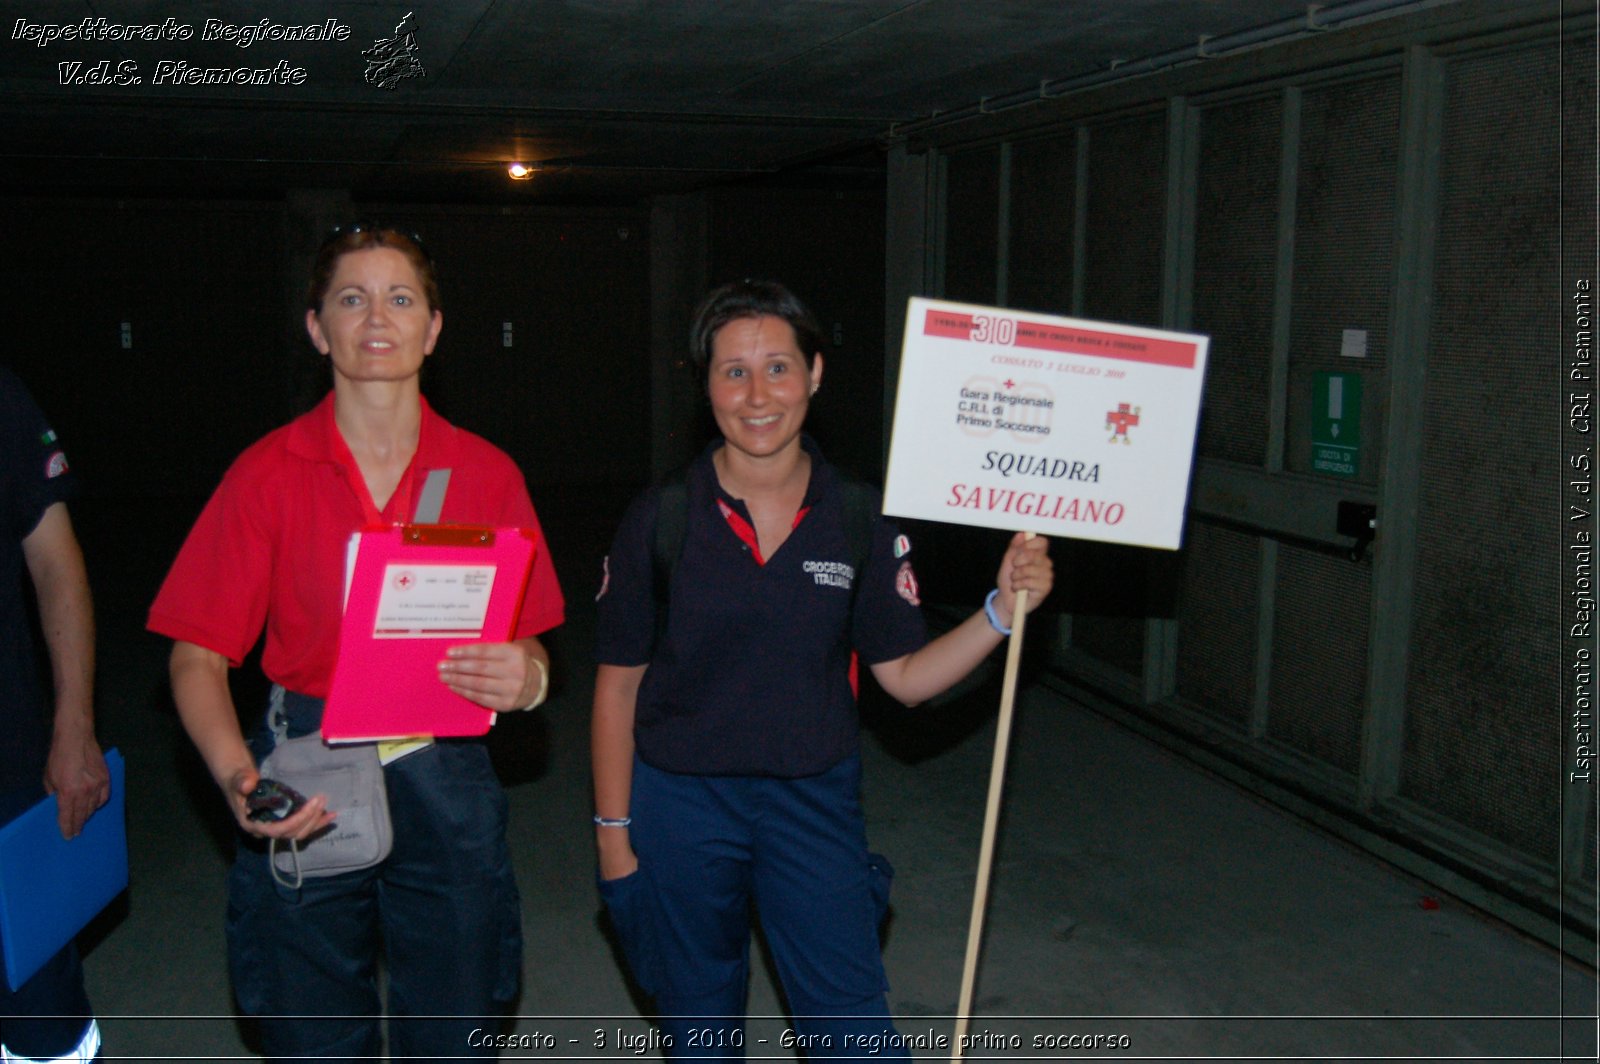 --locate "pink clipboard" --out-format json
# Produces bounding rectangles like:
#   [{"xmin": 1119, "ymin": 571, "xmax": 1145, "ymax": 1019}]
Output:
[{"xmin": 322, "ymin": 524, "xmax": 536, "ymax": 741}]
